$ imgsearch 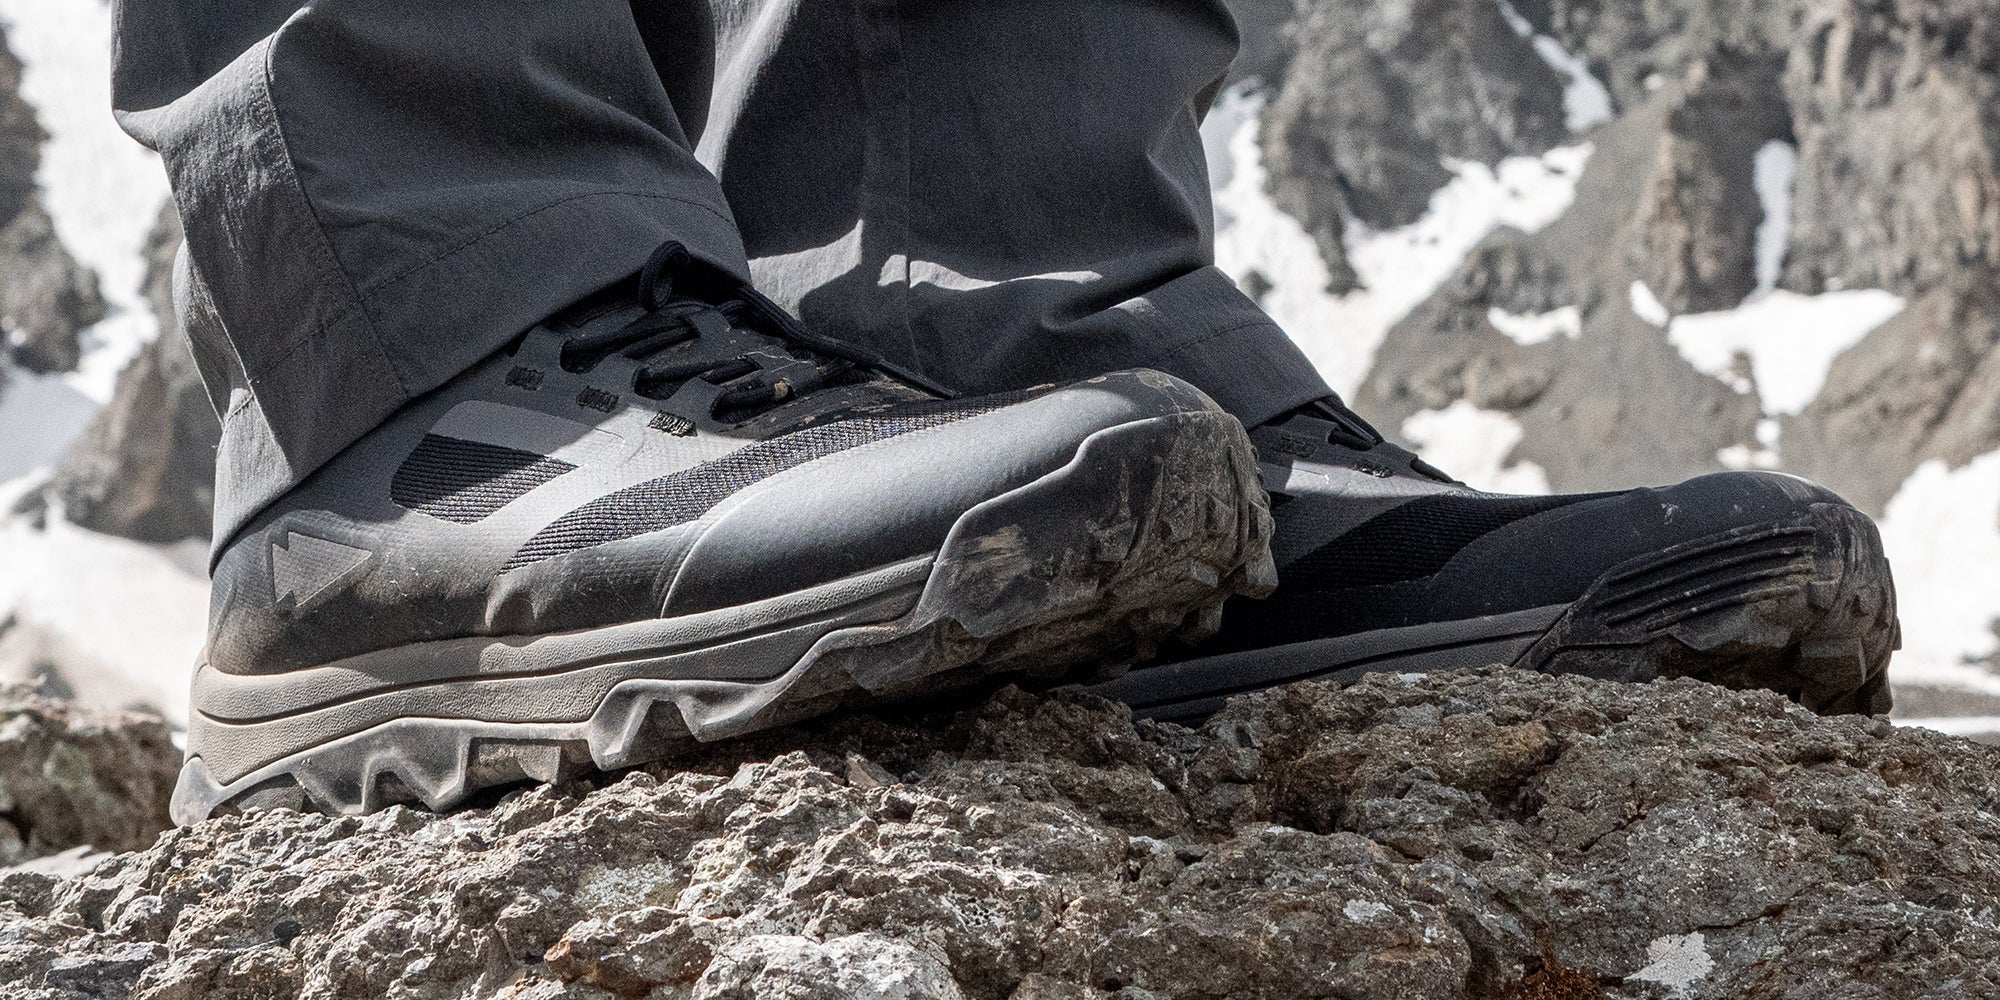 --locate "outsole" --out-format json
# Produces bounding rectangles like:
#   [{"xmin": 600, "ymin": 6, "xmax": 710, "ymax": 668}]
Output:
[
  {"xmin": 1093, "ymin": 502, "xmax": 1899, "ymax": 724},
  {"xmin": 1526, "ymin": 502, "xmax": 1898, "ymax": 716},
  {"xmin": 172, "ymin": 409, "xmax": 1276, "ymax": 824}
]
